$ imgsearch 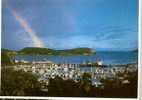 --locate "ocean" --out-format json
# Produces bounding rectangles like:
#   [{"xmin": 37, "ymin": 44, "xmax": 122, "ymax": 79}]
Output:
[{"xmin": 14, "ymin": 51, "xmax": 138, "ymax": 65}]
